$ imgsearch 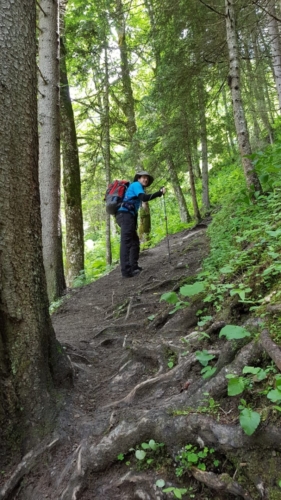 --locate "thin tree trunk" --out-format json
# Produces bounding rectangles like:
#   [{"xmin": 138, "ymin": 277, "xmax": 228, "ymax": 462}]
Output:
[
  {"xmin": 225, "ymin": 0, "xmax": 262, "ymax": 193},
  {"xmin": 197, "ymin": 78, "xmax": 210, "ymax": 212},
  {"xmin": 252, "ymin": 35, "xmax": 274, "ymax": 143},
  {"xmin": 166, "ymin": 156, "xmax": 191, "ymax": 223},
  {"xmin": 38, "ymin": 0, "xmax": 65, "ymax": 301},
  {"xmin": 114, "ymin": 0, "xmax": 140, "ymax": 167},
  {"xmin": 60, "ymin": 39, "xmax": 85, "ymax": 286},
  {"xmin": 267, "ymin": 0, "xmax": 281, "ymax": 112},
  {"xmin": 103, "ymin": 43, "xmax": 112, "ymax": 266}
]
